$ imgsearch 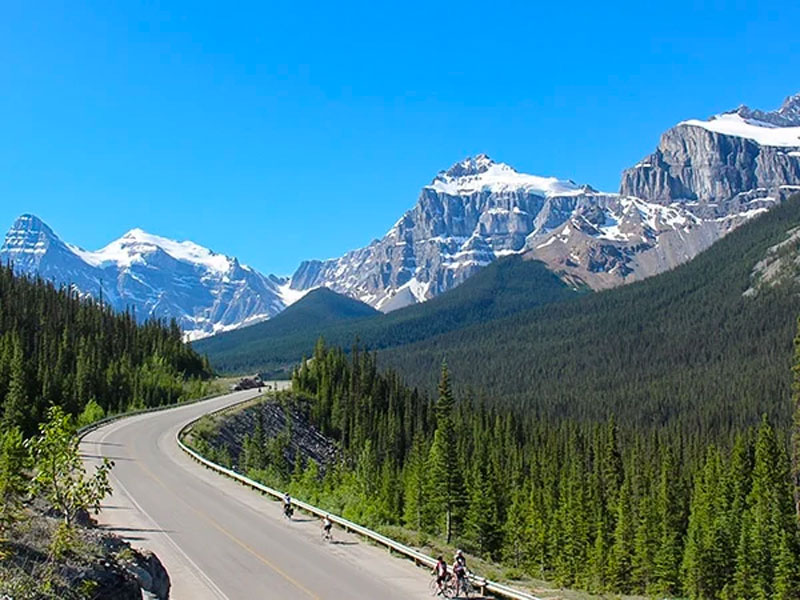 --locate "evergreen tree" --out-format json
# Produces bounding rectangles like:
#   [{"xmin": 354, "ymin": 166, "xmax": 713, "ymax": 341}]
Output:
[
  {"xmin": 791, "ymin": 315, "xmax": 800, "ymax": 525},
  {"xmin": 425, "ymin": 362, "xmax": 464, "ymax": 542},
  {"xmin": 402, "ymin": 433, "xmax": 428, "ymax": 530},
  {"xmin": 466, "ymin": 460, "xmax": 500, "ymax": 558},
  {"xmin": 653, "ymin": 448, "xmax": 683, "ymax": 595},
  {"xmin": 3, "ymin": 335, "xmax": 27, "ymax": 431}
]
